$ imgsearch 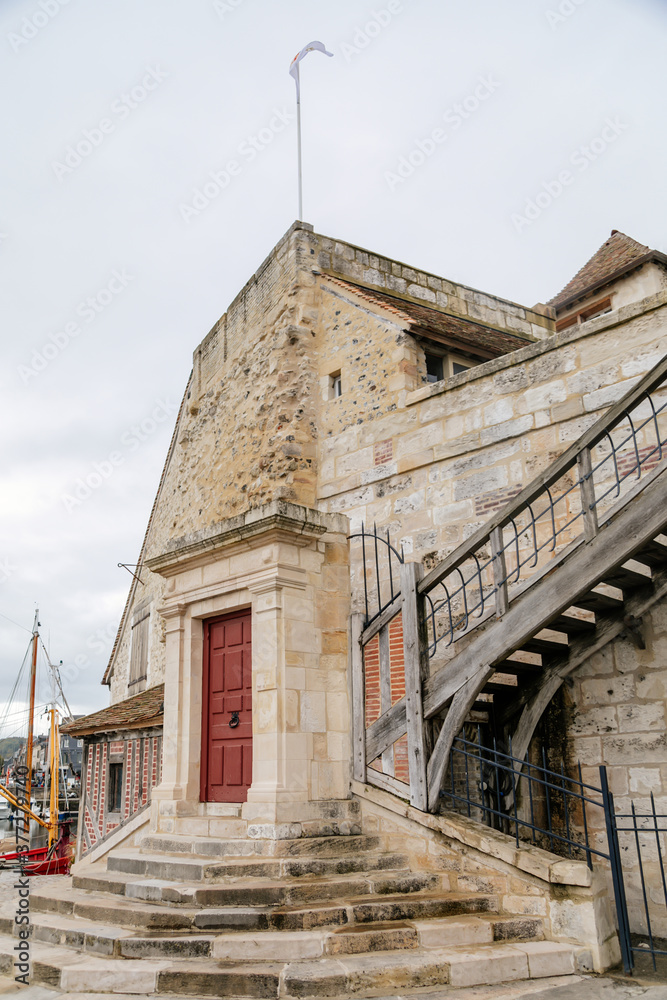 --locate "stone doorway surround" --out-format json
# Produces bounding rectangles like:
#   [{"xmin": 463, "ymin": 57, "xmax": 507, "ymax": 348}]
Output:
[{"xmin": 145, "ymin": 501, "xmax": 352, "ymax": 835}]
